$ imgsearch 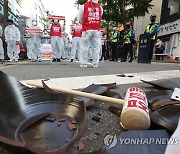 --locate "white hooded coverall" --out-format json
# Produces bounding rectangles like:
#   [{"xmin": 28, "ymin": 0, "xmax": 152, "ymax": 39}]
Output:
[
  {"xmin": 30, "ymin": 26, "xmax": 42, "ymax": 61},
  {"xmin": 70, "ymin": 23, "xmax": 82, "ymax": 60},
  {"xmin": 24, "ymin": 34, "xmax": 32, "ymax": 60},
  {"xmin": 77, "ymin": 0, "xmax": 103, "ymax": 67},
  {"xmin": 4, "ymin": 24, "xmax": 20, "ymax": 61}
]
